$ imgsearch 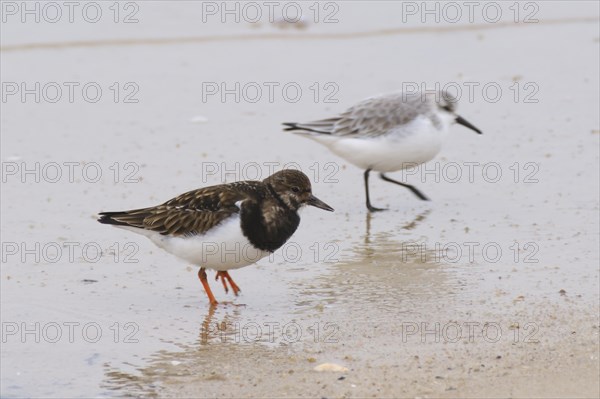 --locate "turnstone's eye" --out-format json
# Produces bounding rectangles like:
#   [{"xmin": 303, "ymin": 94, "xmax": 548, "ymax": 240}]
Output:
[{"xmin": 291, "ymin": 186, "xmax": 300, "ymax": 193}]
